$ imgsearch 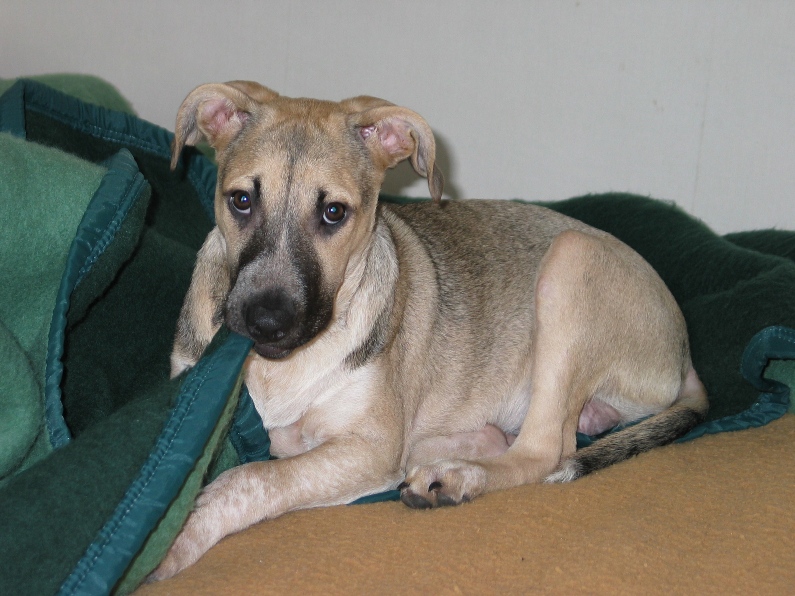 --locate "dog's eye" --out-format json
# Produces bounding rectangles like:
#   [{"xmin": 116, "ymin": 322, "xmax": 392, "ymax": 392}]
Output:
[
  {"xmin": 322, "ymin": 202, "xmax": 346, "ymax": 225},
  {"xmin": 230, "ymin": 191, "xmax": 252, "ymax": 214}
]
